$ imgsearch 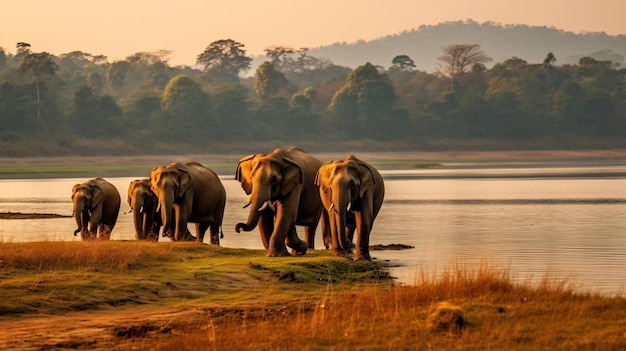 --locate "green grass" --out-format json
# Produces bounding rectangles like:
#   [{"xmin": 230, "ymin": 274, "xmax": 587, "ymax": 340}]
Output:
[
  {"xmin": 0, "ymin": 241, "xmax": 391, "ymax": 316},
  {"xmin": 0, "ymin": 162, "xmax": 238, "ymax": 178}
]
